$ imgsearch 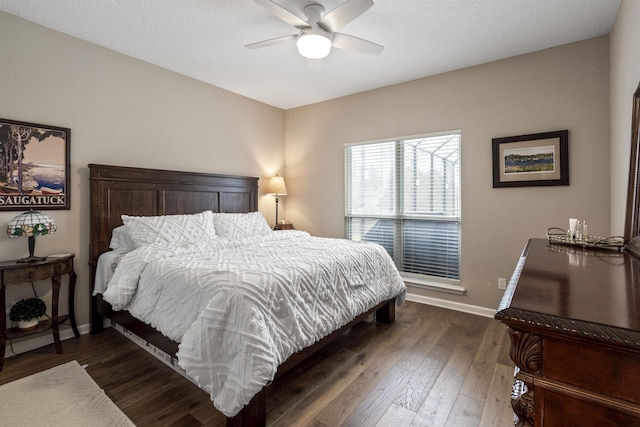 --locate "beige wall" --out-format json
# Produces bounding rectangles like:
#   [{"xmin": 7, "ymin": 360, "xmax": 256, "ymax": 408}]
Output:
[
  {"xmin": 285, "ymin": 36, "xmax": 611, "ymax": 310},
  {"xmin": 0, "ymin": 12, "xmax": 286, "ymax": 337},
  {"xmin": 0, "ymin": 6, "xmax": 621, "ymax": 342},
  {"xmin": 610, "ymin": 0, "xmax": 640, "ymax": 234}
]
